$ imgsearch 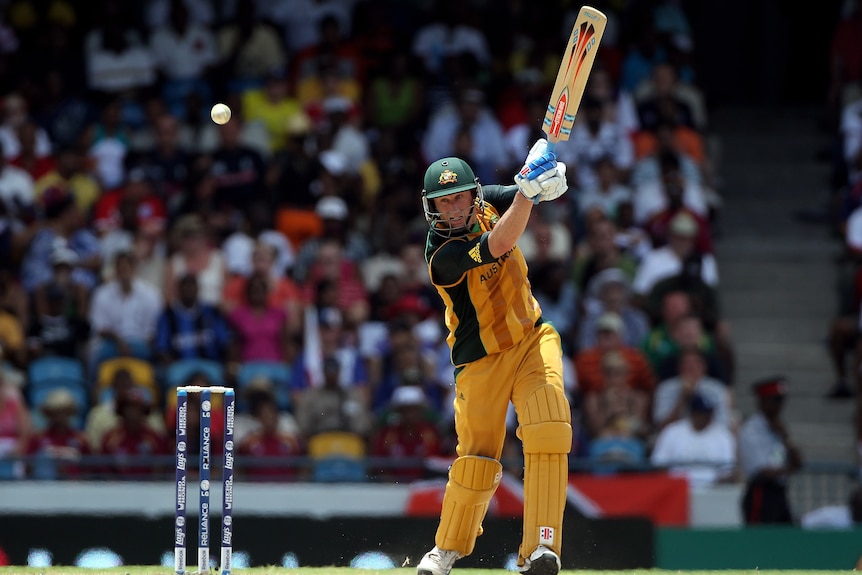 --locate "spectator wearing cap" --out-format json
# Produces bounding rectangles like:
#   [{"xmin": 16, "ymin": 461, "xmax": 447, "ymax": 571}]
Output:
[
  {"xmin": 292, "ymin": 195, "xmax": 372, "ymax": 285},
  {"xmin": 650, "ymin": 391, "xmax": 737, "ymax": 488},
  {"xmin": 739, "ymin": 376, "xmax": 803, "ymax": 524},
  {"xmin": 632, "ymin": 211, "xmax": 719, "ymax": 303},
  {"xmin": 26, "ymin": 388, "xmax": 91, "ymax": 479},
  {"xmin": 20, "ymin": 187, "xmax": 101, "ymax": 292},
  {"xmin": 574, "ymin": 311, "xmax": 656, "ymax": 397},
  {"xmin": 583, "ymin": 350, "xmax": 651, "ymax": 442},
  {"xmin": 652, "ymin": 347, "xmax": 732, "ymax": 431},
  {"xmin": 371, "ymin": 385, "xmax": 442, "ymax": 482},
  {"xmin": 99, "ymin": 385, "xmax": 168, "ymax": 478},
  {"xmin": 241, "ymin": 64, "xmax": 303, "ymax": 154},
  {"xmin": 88, "ymin": 250, "xmax": 162, "ymax": 370},
  {"xmin": 578, "ymin": 267, "xmax": 650, "ymax": 352}
]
